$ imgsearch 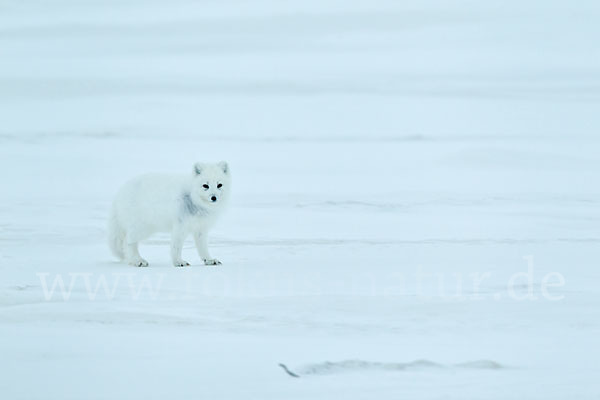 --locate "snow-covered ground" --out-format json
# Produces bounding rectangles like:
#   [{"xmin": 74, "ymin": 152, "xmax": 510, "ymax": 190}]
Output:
[{"xmin": 1, "ymin": 0, "xmax": 600, "ymax": 398}]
